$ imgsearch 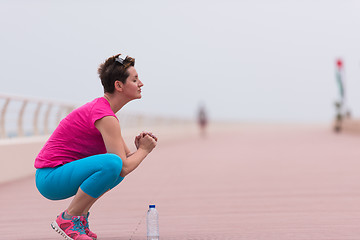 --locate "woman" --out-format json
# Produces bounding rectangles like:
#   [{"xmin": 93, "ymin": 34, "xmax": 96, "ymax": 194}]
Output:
[{"xmin": 34, "ymin": 54, "xmax": 157, "ymax": 240}]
